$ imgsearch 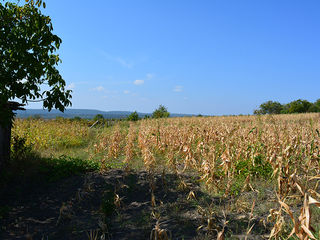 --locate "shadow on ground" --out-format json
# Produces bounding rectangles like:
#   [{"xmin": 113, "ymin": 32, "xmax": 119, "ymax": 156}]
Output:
[{"xmin": 0, "ymin": 167, "xmax": 272, "ymax": 239}]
